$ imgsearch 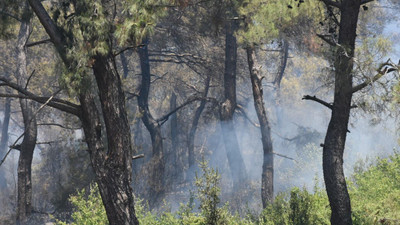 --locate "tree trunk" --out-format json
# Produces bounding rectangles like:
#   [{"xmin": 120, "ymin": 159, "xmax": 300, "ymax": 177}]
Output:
[
  {"xmin": 27, "ymin": 1, "xmax": 140, "ymax": 224},
  {"xmin": 91, "ymin": 54, "xmax": 139, "ymax": 225},
  {"xmin": 188, "ymin": 76, "xmax": 210, "ymax": 170},
  {"xmin": 246, "ymin": 46, "xmax": 274, "ymax": 207},
  {"xmin": 220, "ymin": 15, "xmax": 247, "ymax": 188},
  {"xmin": 137, "ymin": 39, "xmax": 165, "ymax": 205},
  {"xmin": 15, "ymin": 9, "xmax": 37, "ymax": 224},
  {"xmin": 0, "ymin": 97, "xmax": 11, "ymax": 189},
  {"xmin": 0, "ymin": 98, "xmax": 11, "ymax": 156},
  {"xmin": 322, "ymin": 1, "xmax": 360, "ymax": 224}
]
